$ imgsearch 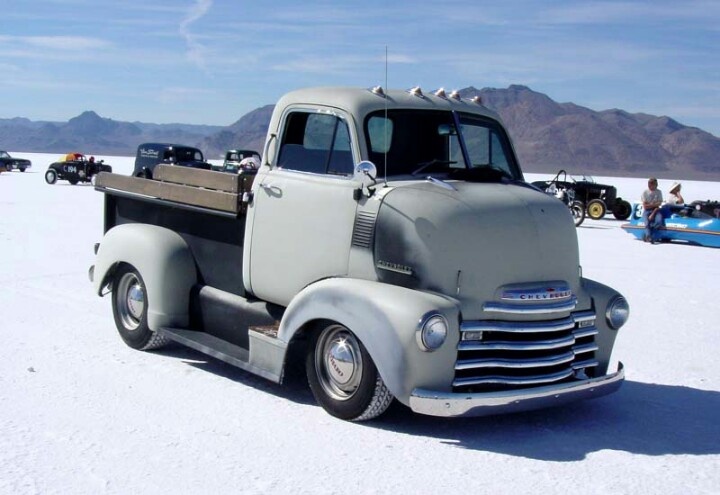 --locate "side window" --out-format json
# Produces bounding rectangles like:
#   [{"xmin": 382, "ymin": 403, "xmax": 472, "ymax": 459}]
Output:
[{"xmin": 277, "ymin": 111, "xmax": 354, "ymax": 176}]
